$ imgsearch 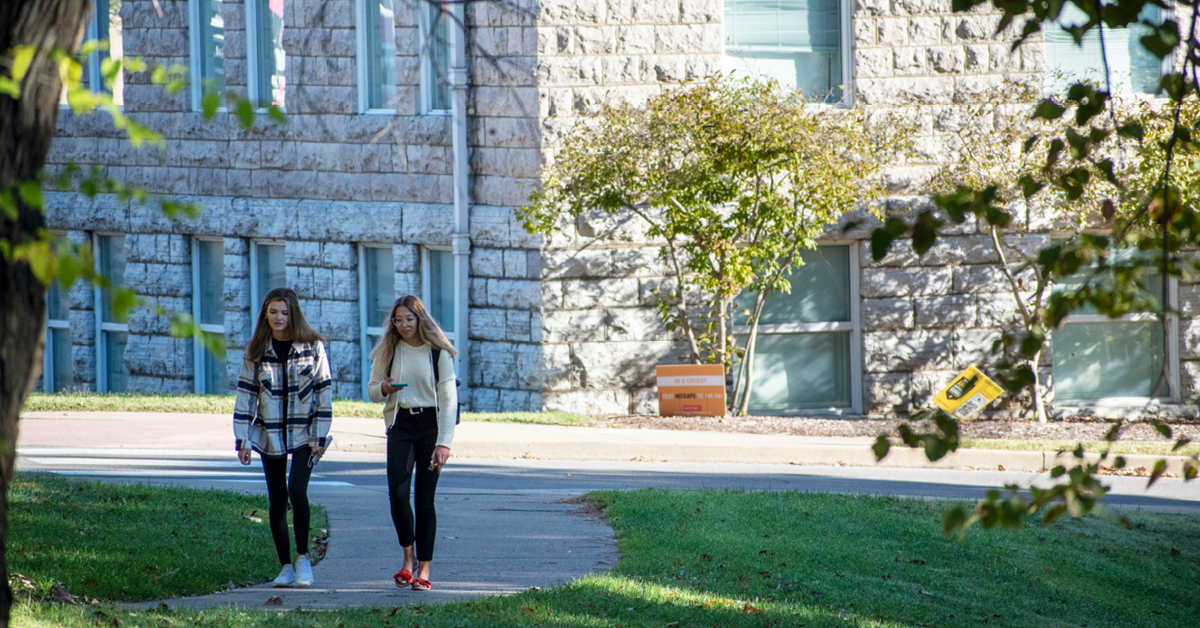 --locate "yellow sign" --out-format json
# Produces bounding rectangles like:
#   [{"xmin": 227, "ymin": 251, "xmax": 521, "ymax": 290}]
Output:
[{"xmin": 933, "ymin": 365, "xmax": 1003, "ymax": 420}]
